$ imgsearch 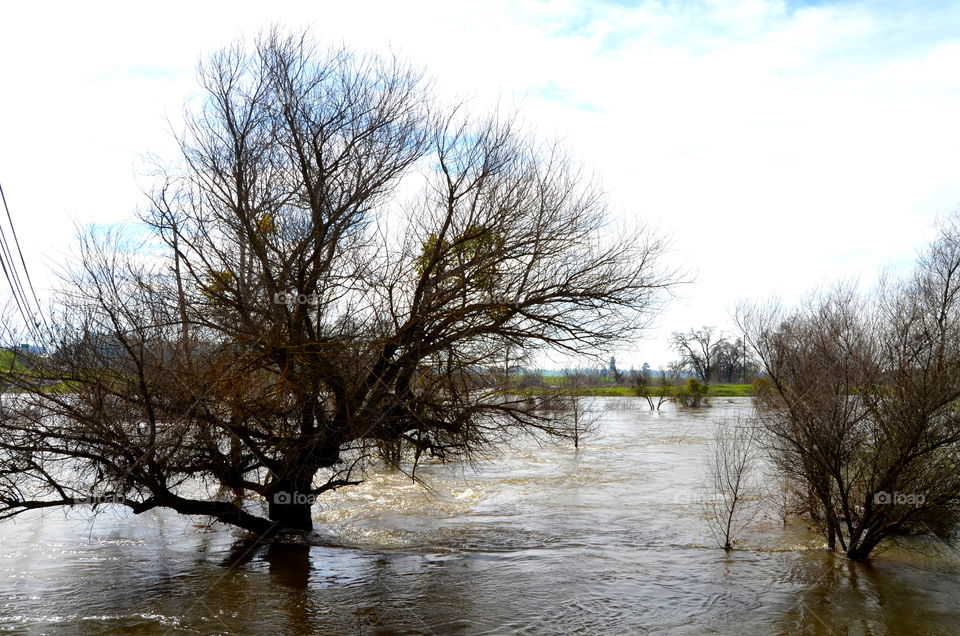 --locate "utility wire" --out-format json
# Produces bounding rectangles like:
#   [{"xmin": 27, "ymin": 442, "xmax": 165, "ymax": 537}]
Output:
[
  {"xmin": 0, "ymin": 216, "xmax": 32, "ymax": 325},
  {"xmin": 0, "ymin": 244, "xmax": 29, "ymax": 330},
  {"xmin": 0, "ymin": 183, "xmax": 44, "ymax": 326},
  {"xmin": 0, "ymin": 181, "xmax": 45, "ymax": 339}
]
